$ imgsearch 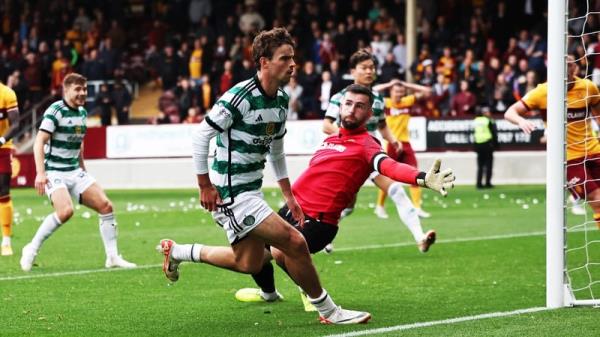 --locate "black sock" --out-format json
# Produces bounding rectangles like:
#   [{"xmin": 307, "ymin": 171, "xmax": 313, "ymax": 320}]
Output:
[{"xmin": 252, "ymin": 262, "xmax": 276, "ymax": 293}]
